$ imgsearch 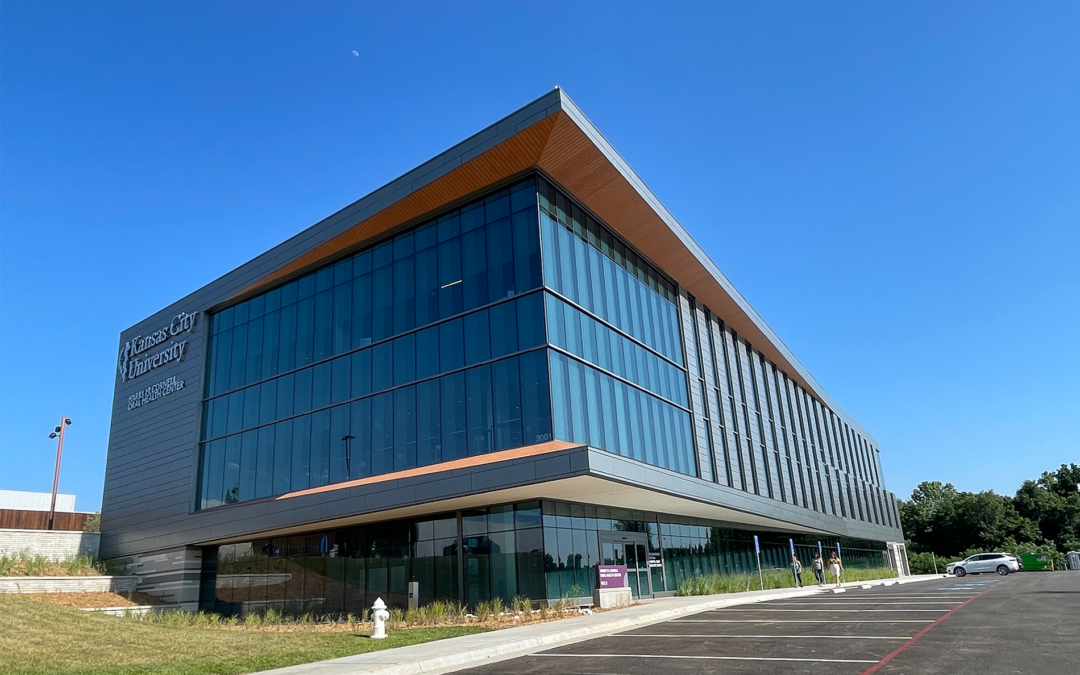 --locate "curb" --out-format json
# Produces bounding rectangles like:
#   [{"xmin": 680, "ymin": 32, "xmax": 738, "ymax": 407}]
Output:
[{"xmin": 262, "ymin": 574, "xmax": 945, "ymax": 675}]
